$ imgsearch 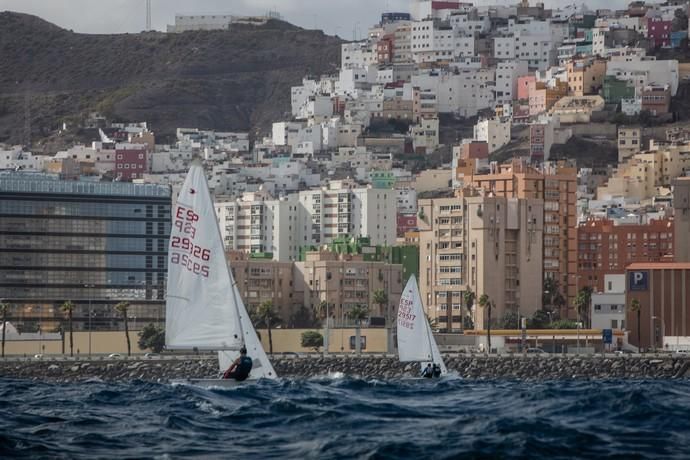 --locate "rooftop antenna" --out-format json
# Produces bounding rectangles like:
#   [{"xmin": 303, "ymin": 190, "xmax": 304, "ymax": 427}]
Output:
[
  {"xmin": 146, "ymin": 0, "xmax": 152, "ymax": 31},
  {"xmin": 23, "ymin": 92, "xmax": 31, "ymax": 150}
]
